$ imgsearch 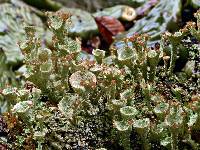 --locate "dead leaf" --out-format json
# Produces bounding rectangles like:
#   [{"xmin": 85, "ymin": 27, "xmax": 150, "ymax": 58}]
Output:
[{"xmin": 95, "ymin": 16, "xmax": 125, "ymax": 44}]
